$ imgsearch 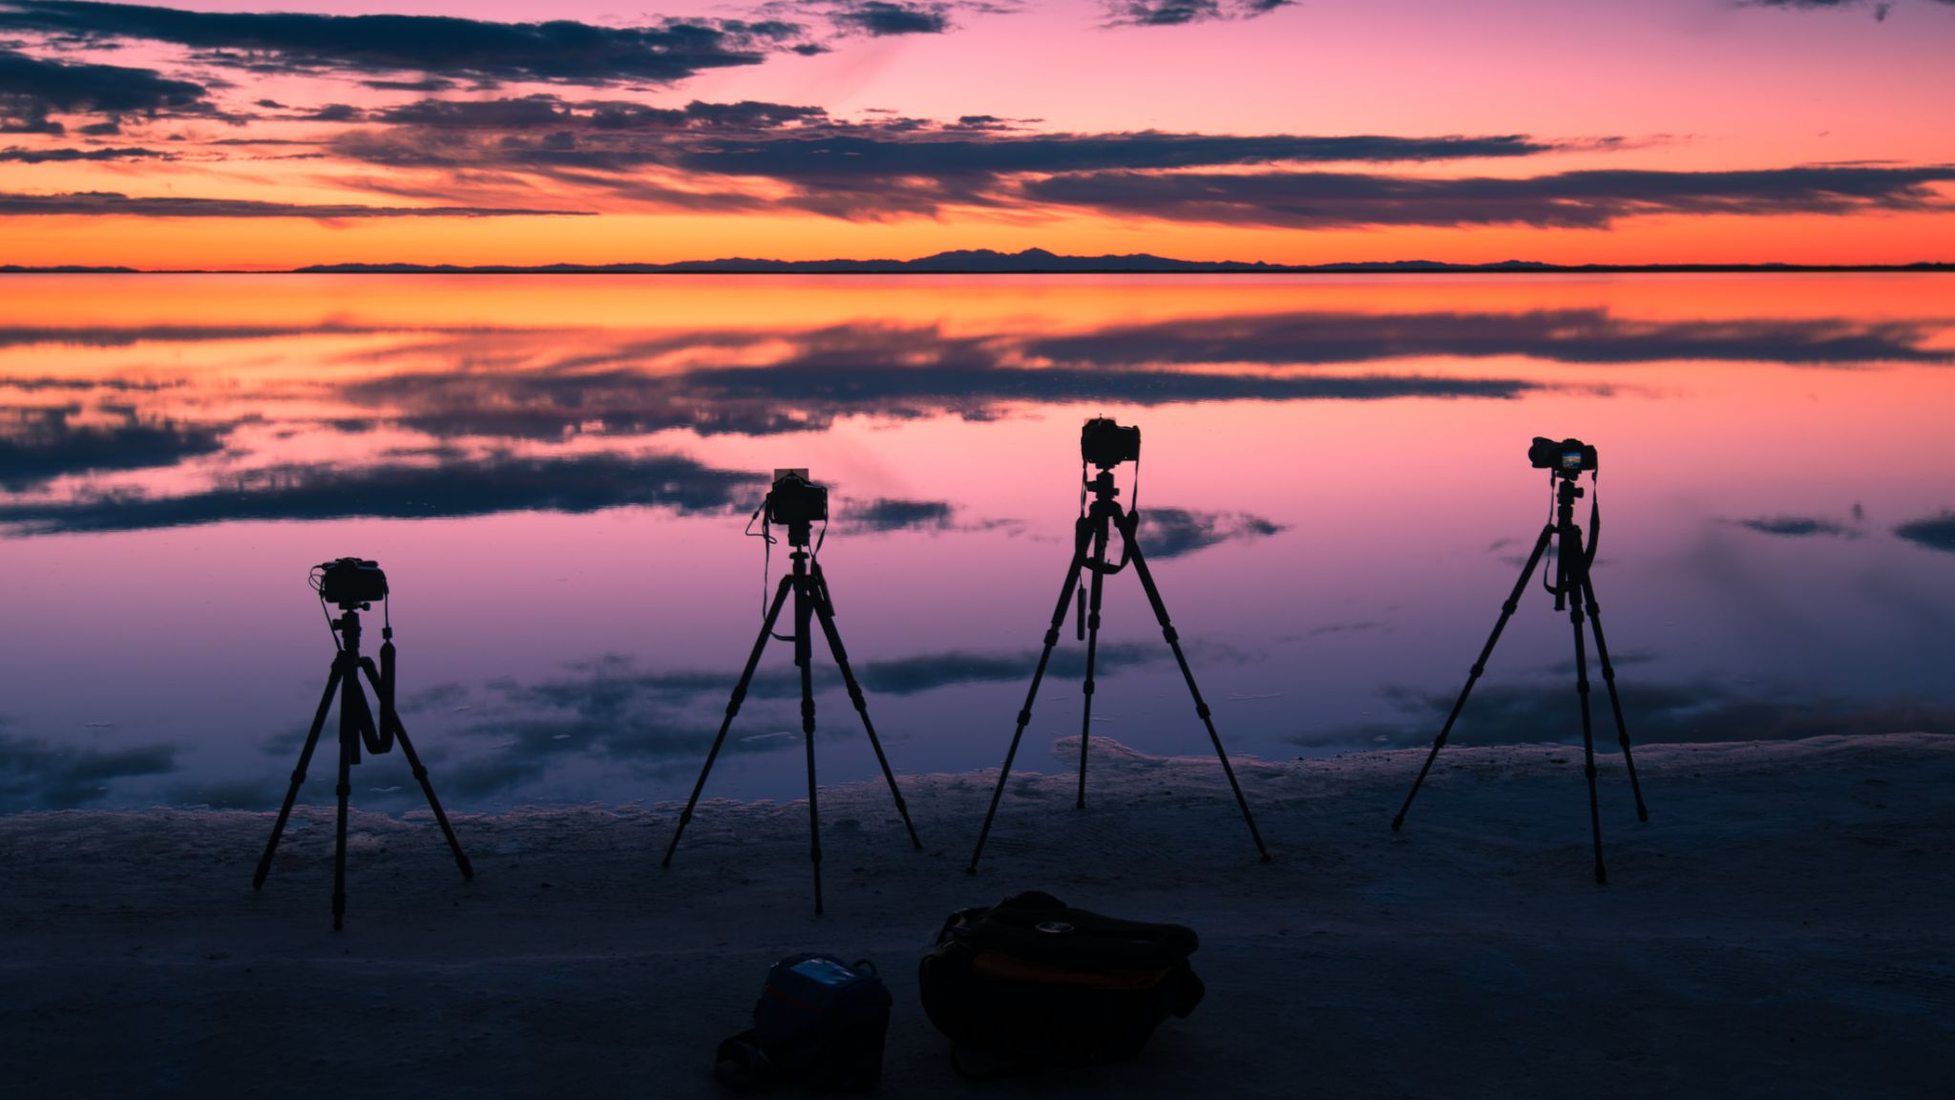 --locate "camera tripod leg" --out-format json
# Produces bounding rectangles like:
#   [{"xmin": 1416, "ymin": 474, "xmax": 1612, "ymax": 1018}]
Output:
[
  {"xmin": 254, "ymin": 664, "xmax": 341, "ymax": 890},
  {"xmin": 1075, "ymin": 515, "xmax": 1113, "ymax": 811},
  {"xmin": 969, "ymin": 527, "xmax": 1093, "ymax": 874},
  {"xmin": 809, "ymin": 564, "xmax": 923, "ymax": 852},
  {"xmin": 1578, "ymin": 571, "xmax": 1650, "ymax": 823},
  {"xmin": 1566, "ymin": 526, "xmax": 1608, "ymax": 886},
  {"xmin": 332, "ymin": 669, "xmax": 364, "ymax": 931},
  {"xmin": 663, "ymin": 573, "xmax": 796, "ymax": 869},
  {"xmin": 1122, "ymin": 516, "xmax": 1271, "ymax": 862},
  {"xmin": 359, "ymin": 659, "xmax": 473, "ymax": 881},
  {"xmin": 793, "ymin": 574, "xmax": 825, "ymax": 916},
  {"xmin": 1395, "ymin": 524, "xmax": 1555, "ymax": 831}
]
